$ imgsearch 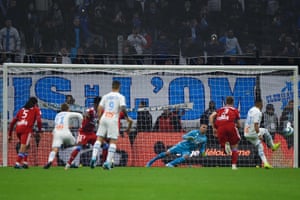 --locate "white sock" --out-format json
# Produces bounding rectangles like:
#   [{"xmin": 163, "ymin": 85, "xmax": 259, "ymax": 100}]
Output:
[
  {"xmin": 92, "ymin": 141, "xmax": 101, "ymax": 160},
  {"xmin": 48, "ymin": 151, "xmax": 56, "ymax": 163},
  {"xmin": 106, "ymin": 143, "xmax": 116, "ymax": 164},
  {"xmin": 257, "ymin": 143, "xmax": 268, "ymax": 164}
]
